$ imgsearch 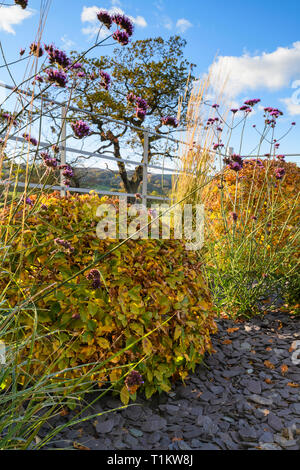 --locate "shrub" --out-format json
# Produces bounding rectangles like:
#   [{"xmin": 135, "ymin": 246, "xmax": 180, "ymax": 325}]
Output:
[
  {"xmin": 0, "ymin": 192, "xmax": 217, "ymax": 402},
  {"xmin": 204, "ymin": 159, "xmax": 299, "ymax": 246}
]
